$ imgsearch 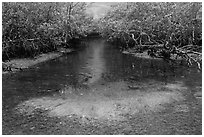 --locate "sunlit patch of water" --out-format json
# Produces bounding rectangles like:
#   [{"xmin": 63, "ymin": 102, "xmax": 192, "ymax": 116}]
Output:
[{"xmin": 16, "ymin": 81, "xmax": 186, "ymax": 121}]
